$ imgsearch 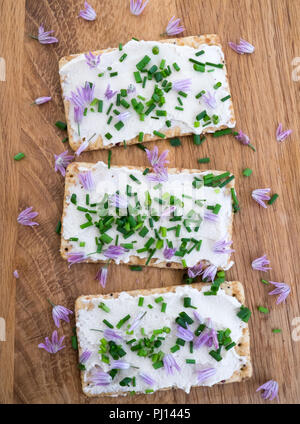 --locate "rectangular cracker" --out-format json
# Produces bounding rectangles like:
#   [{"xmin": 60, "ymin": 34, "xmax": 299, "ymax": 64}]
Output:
[
  {"xmin": 75, "ymin": 281, "xmax": 252, "ymax": 397},
  {"xmin": 59, "ymin": 35, "xmax": 235, "ymax": 152},
  {"xmin": 60, "ymin": 161, "xmax": 235, "ymax": 271}
]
